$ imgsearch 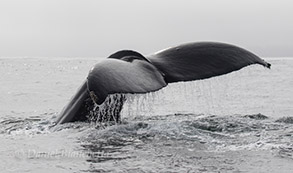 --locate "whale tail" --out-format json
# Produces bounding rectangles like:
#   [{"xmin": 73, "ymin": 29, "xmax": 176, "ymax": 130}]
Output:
[{"xmin": 56, "ymin": 42, "xmax": 271, "ymax": 124}]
